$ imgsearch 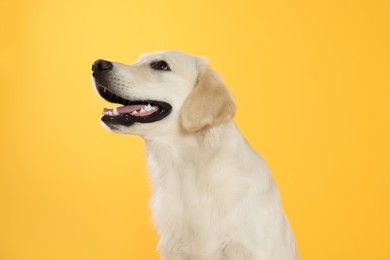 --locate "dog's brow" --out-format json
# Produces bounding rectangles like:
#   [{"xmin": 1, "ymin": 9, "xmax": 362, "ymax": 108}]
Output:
[{"xmin": 139, "ymin": 54, "xmax": 164, "ymax": 63}]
